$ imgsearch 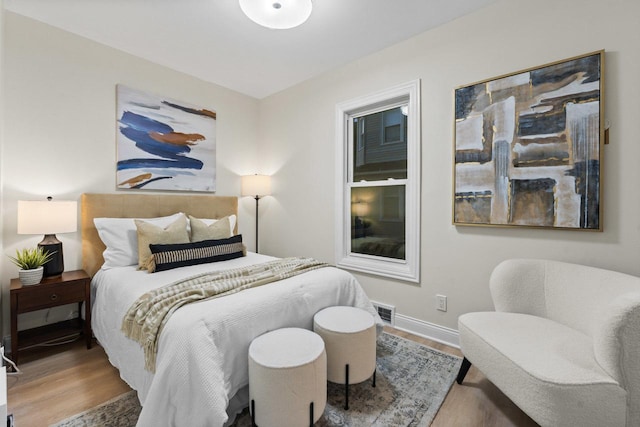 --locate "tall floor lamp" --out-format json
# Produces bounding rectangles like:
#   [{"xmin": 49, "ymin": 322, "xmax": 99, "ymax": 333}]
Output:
[{"xmin": 241, "ymin": 174, "xmax": 271, "ymax": 253}]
